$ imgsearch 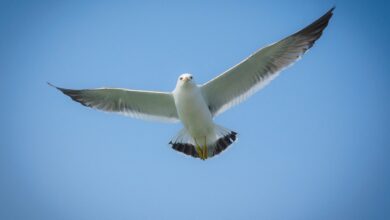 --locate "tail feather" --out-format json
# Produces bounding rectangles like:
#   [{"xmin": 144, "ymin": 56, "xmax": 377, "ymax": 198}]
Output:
[
  {"xmin": 213, "ymin": 131, "xmax": 237, "ymax": 156},
  {"xmin": 169, "ymin": 125, "xmax": 237, "ymax": 159},
  {"xmin": 169, "ymin": 141, "xmax": 199, "ymax": 158}
]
